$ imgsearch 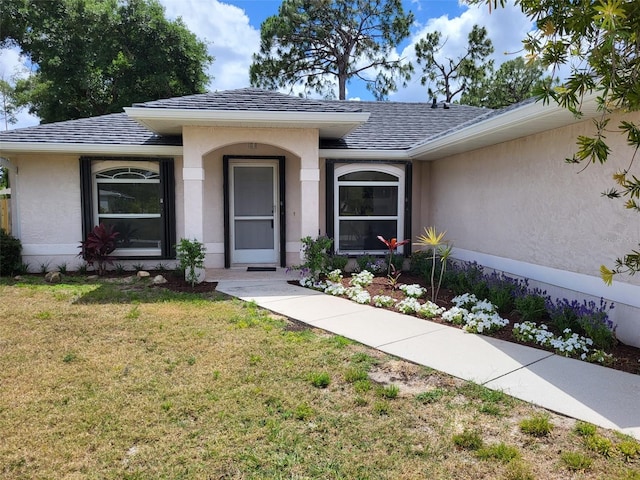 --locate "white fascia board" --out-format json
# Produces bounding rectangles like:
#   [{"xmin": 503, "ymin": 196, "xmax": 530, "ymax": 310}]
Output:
[
  {"xmin": 409, "ymin": 93, "xmax": 601, "ymax": 160},
  {"xmin": 319, "ymin": 149, "xmax": 409, "ymax": 160},
  {"xmin": 125, "ymin": 107, "xmax": 370, "ymax": 123},
  {"xmin": 124, "ymin": 107, "xmax": 370, "ymax": 136},
  {"xmin": 0, "ymin": 142, "xmax": 183, "ymax": 156}
]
